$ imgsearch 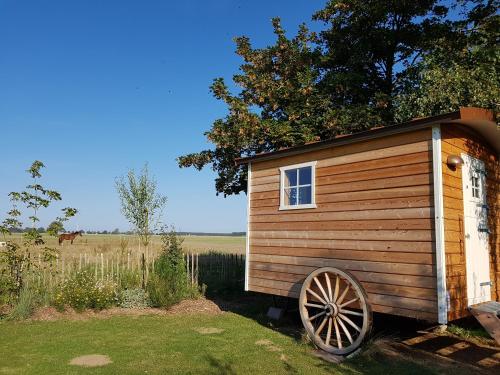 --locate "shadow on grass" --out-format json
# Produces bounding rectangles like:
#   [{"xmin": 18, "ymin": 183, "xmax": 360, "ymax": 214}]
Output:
[
  {"xmin": 208, "ymin": 293, "xmax": 499, "ymax": 374},
  {"xmin": 205, "ymin": 355, "xmax": 237, "ymax": 375}
]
